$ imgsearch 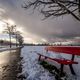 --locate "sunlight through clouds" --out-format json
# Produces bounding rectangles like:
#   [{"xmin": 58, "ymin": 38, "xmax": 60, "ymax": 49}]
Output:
[
  {"xmin": 0, "ymin": 21, "xmax": 6, "ymax": 33},
  {"xmin": 7, "ymin": 19, "xmax": 15, "ymax": 25},
  {"xmin": 0, "ymin": 19, "xmax": 15, "ymax": 34},
  {"xmin": 0, "ymin": 0, "xmax": 80, "ymax": 44},
  {"xmin": 0, "ymin": 8, "xmax": 5, "ymax": 16}
]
